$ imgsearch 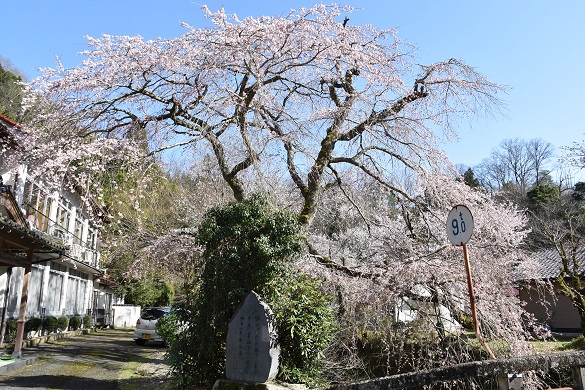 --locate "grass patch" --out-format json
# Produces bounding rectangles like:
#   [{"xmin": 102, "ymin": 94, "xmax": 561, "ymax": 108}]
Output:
[
  {"xmin": 462, "ymin": 331, "xmax": 583, "ymax": 355},
  {"xmin": 118, "ymin": 352, "xmax": 176, "ymax": 390},
  {"xmin": 531, "ymin": 339, "xmax": 573, "ymax": 353},
  {"xmin": 530, "ymin": 334, "xmax": 583, "ymax": 353},
  {"xmin": 118, "ymin": 360, "xmax": 142, "ymax": 381},
  {"xmin": 561, "ymin": 335, "xmax": 585, "ymax": 350},
  {"xmin": 118, "ymin": 353, "xmax": 151, "ymax": 381}
]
